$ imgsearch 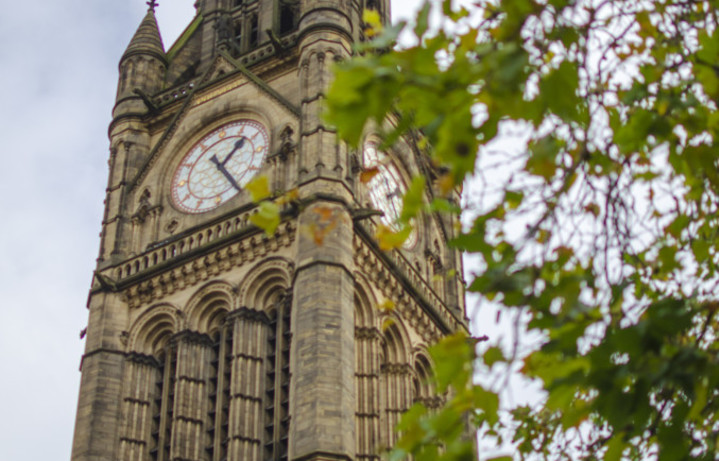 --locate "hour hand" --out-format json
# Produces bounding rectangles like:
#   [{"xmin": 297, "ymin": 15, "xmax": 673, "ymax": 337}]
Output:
[{"xmin": 210, "ymin": 155, "xmax": 242, "ymax": 191}]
